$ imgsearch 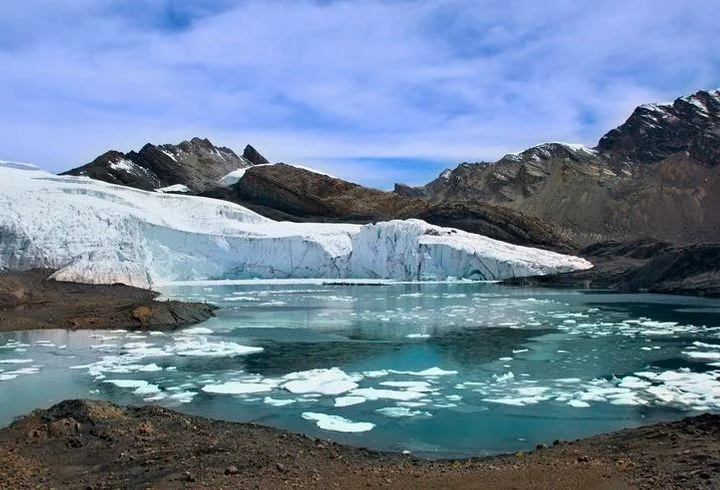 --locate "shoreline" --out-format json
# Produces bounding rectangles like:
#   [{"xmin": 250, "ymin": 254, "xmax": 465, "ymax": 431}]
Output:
[
  {"xmin": 0, "ymin": 399, "xmax": 718, "ymax": 489},
  {"xmin": 504, "ymin": 241, "xmax": 720, "ymax": 298},
  {"xmin": 0, "ymin": 269, "xmax": 216, "ymax": 333},
  {"xmin": 1, "ymin": 271, "xmax": 720, "ymax": 487}
]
